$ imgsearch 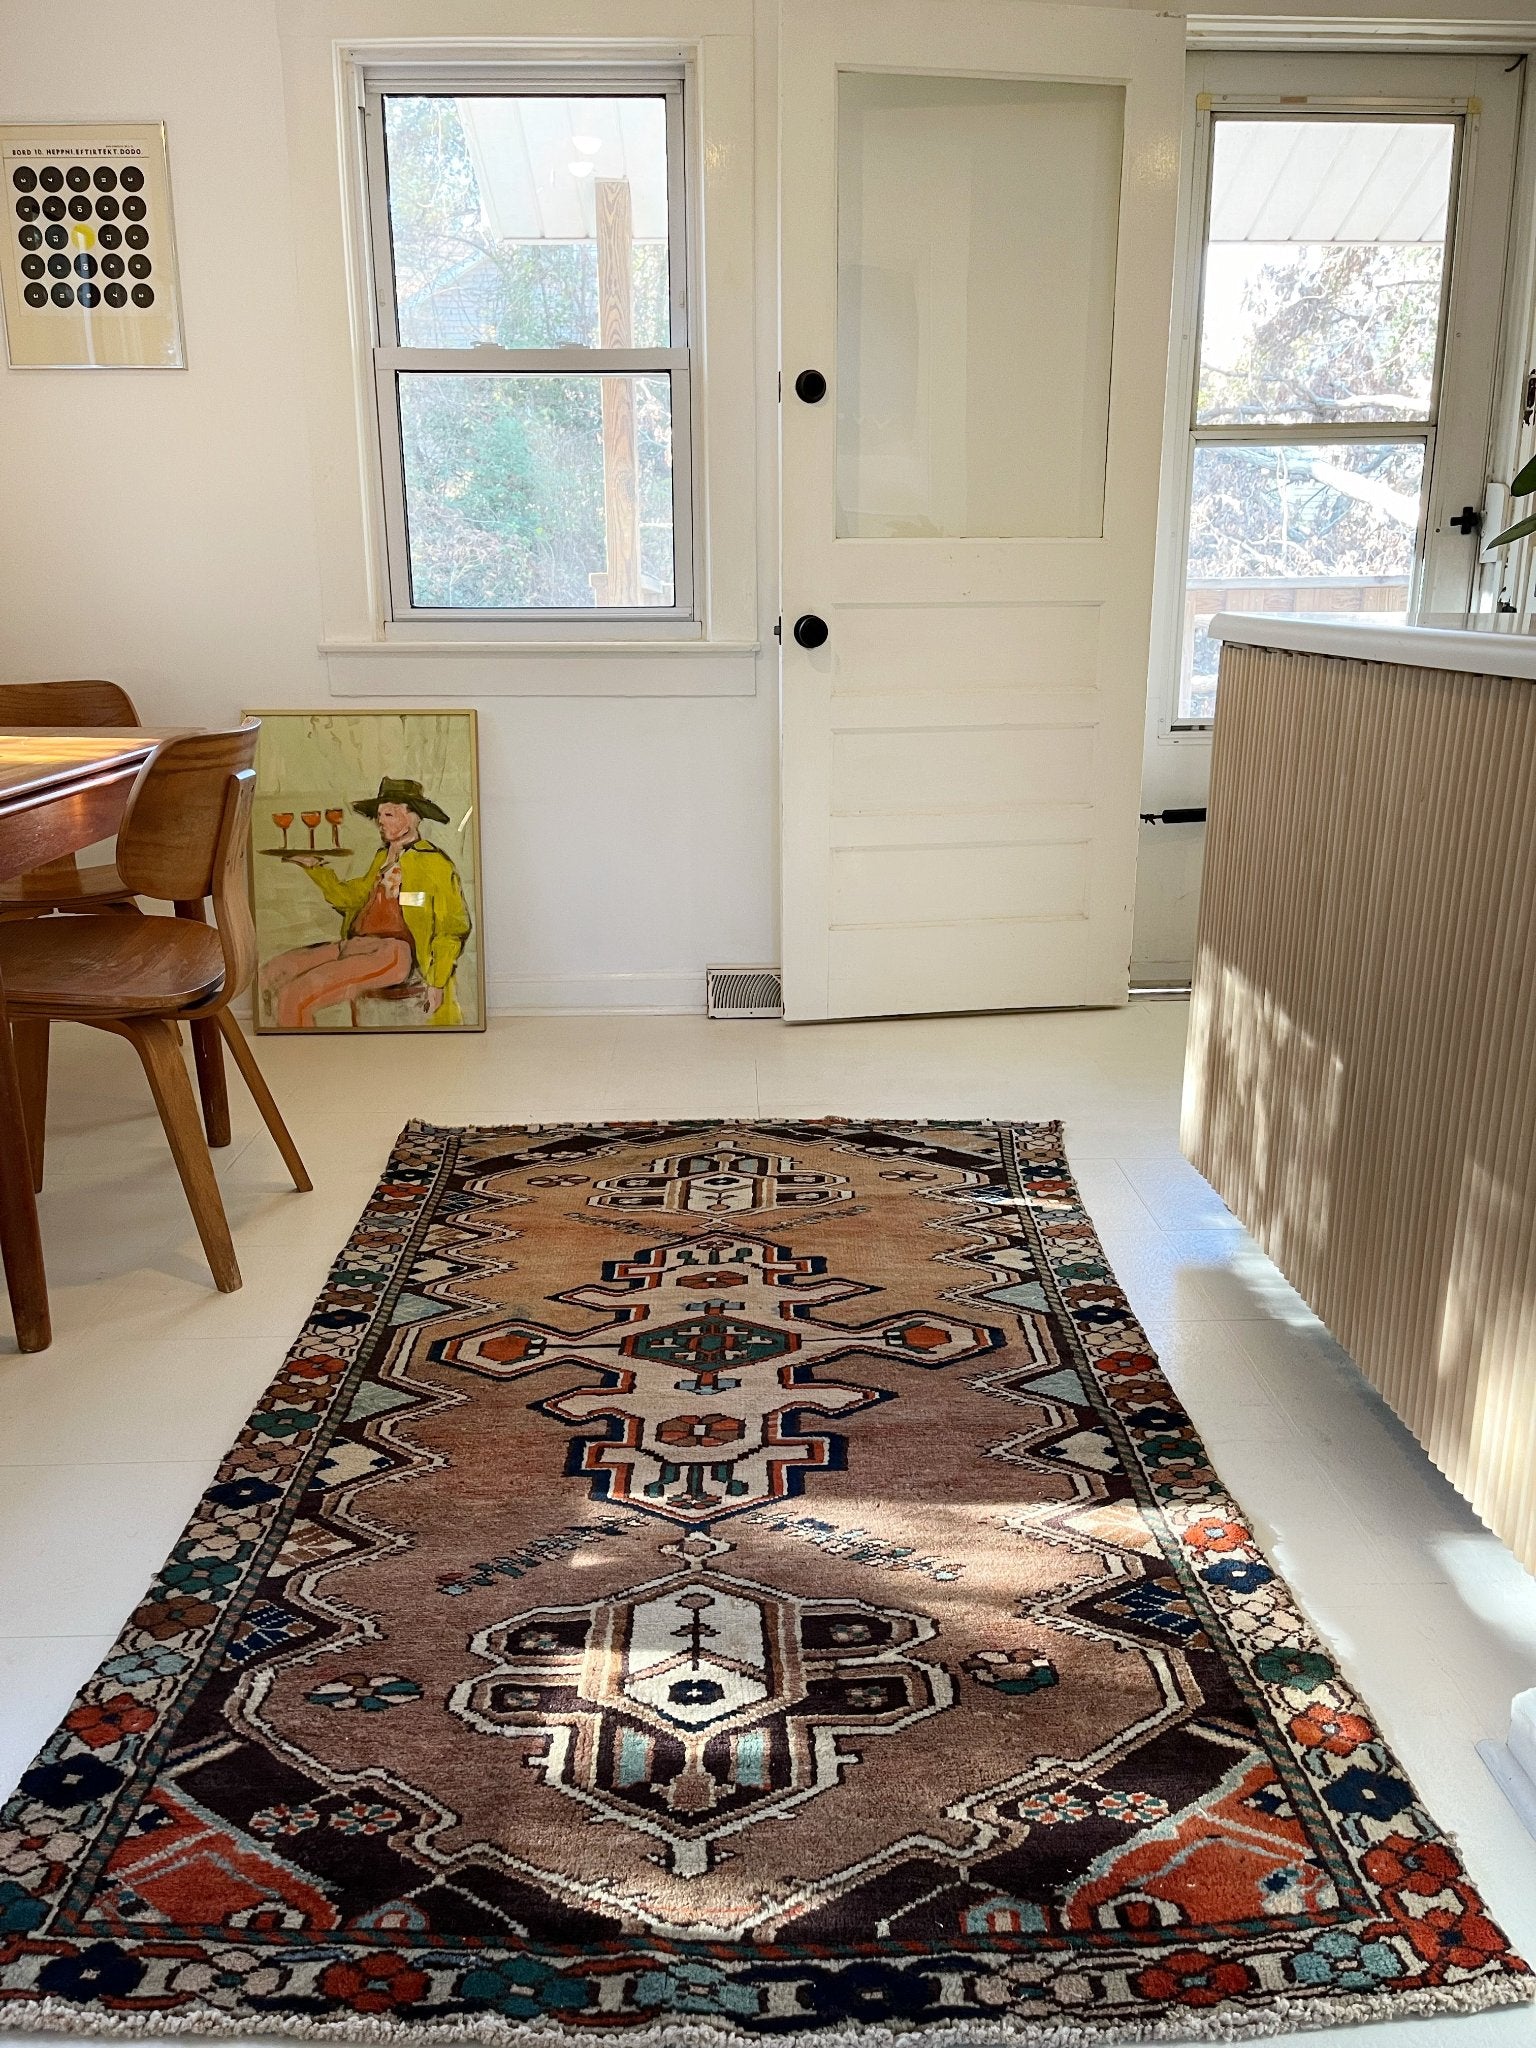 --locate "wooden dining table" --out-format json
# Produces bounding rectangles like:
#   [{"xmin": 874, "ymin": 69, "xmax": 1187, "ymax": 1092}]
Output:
[{"xmin": 0, "ymin": 727, "xmax": 176, "ymax": 1351}]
